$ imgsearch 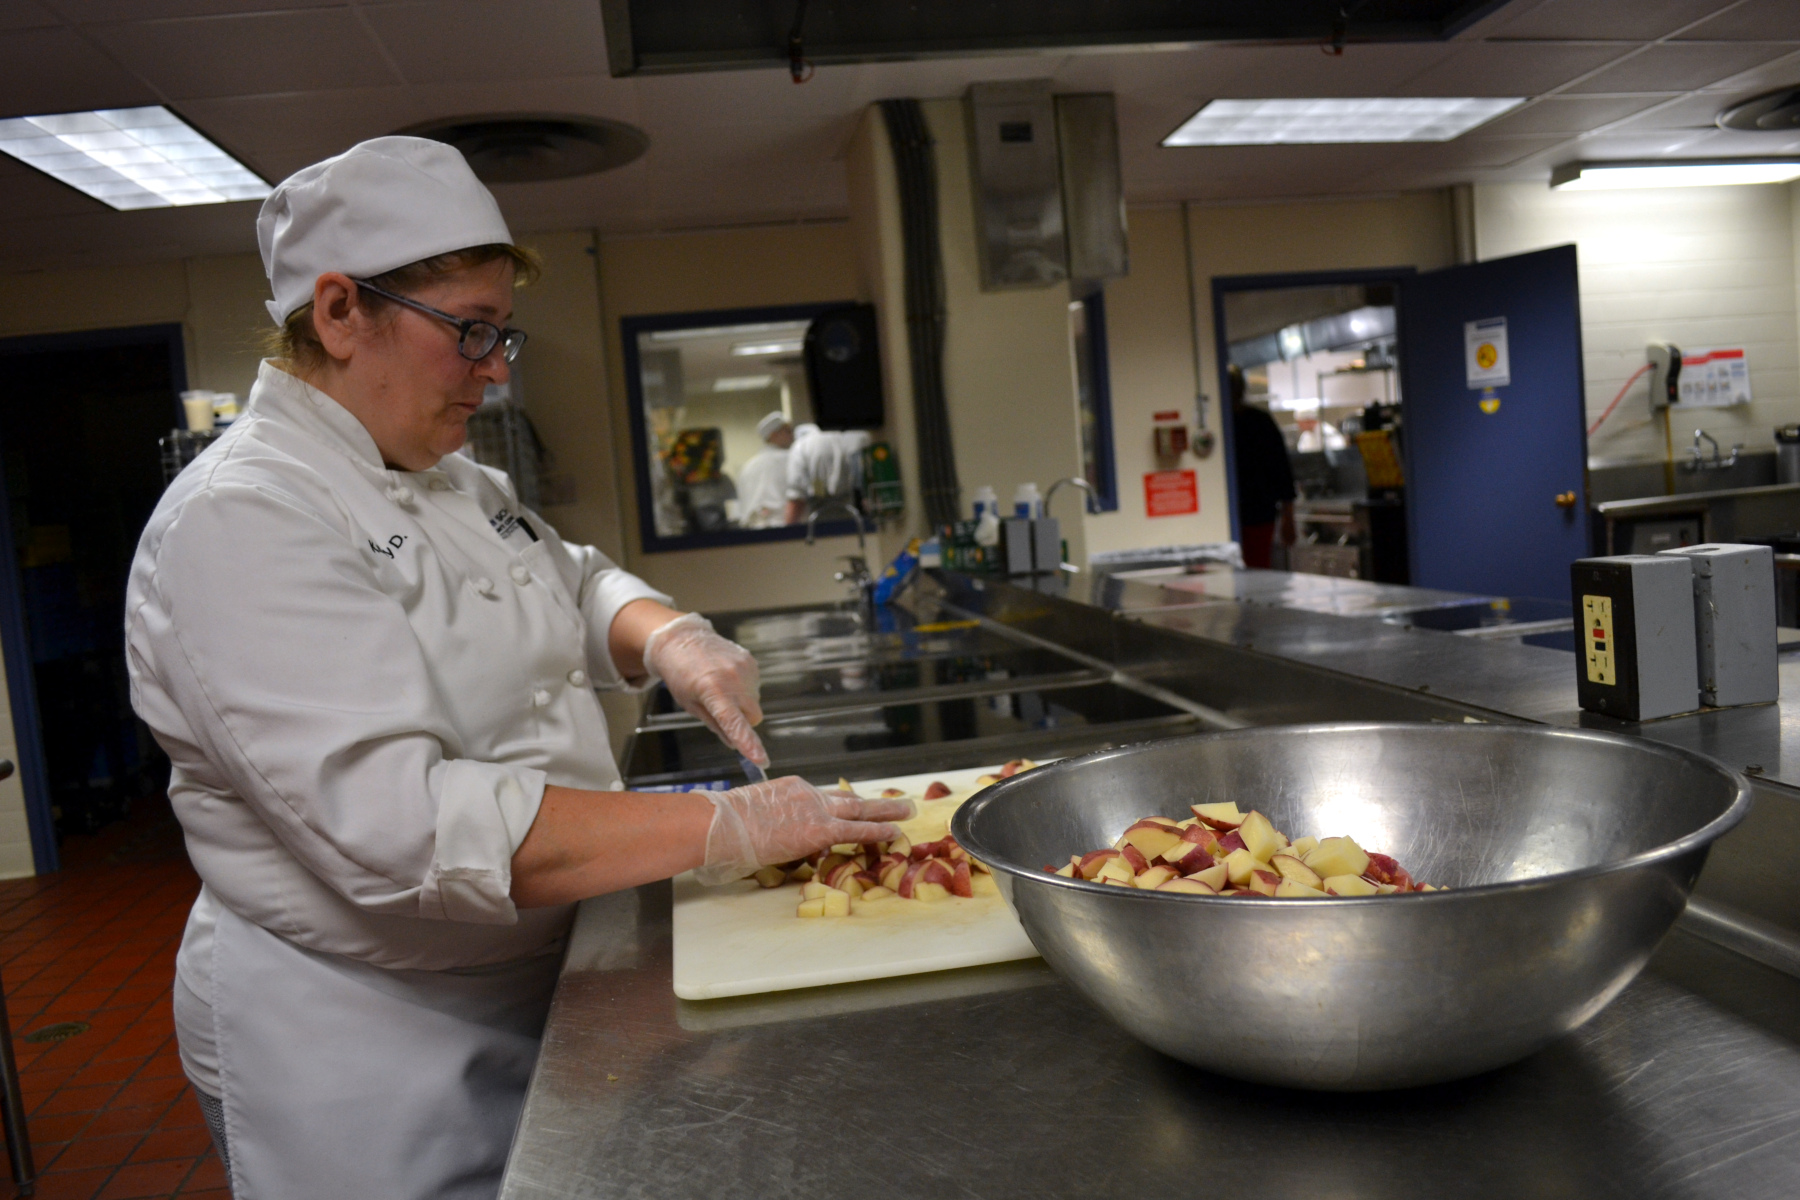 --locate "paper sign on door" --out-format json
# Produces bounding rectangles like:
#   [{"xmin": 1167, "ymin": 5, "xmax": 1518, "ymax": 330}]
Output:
[{"xmin": 1464, "ymin": 317, "xmax": 1510, "ymax": 389}]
